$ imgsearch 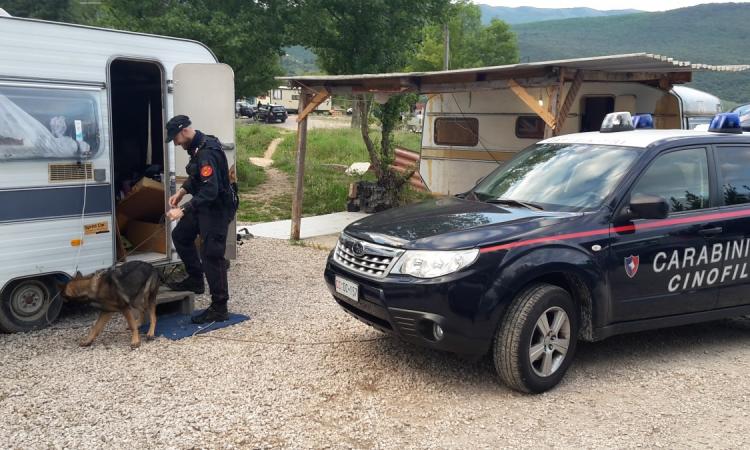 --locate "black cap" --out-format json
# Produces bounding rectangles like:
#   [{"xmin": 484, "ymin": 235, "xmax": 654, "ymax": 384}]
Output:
[{"xmin": 165, "ymin": 115, "xmax": 191, "ymax": 142}]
